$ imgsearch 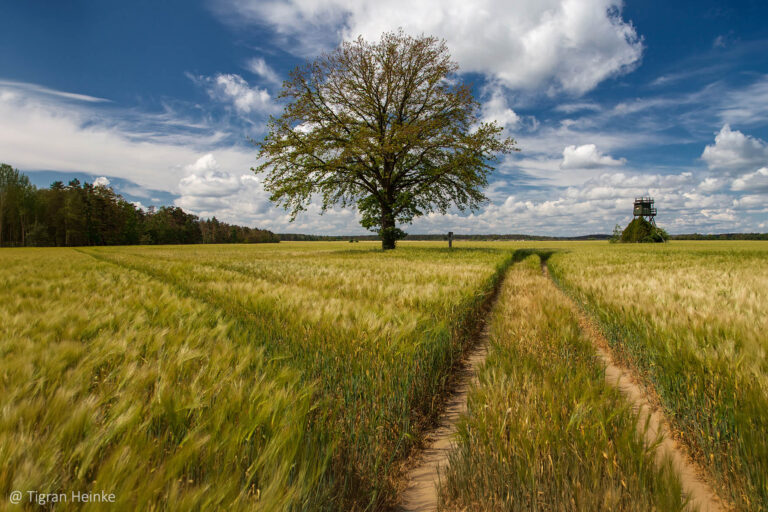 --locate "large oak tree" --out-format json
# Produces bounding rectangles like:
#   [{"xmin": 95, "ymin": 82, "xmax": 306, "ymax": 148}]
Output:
[{"xmin": 254, "ymin": 31, "xmax": 518, "ymax": 249}]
